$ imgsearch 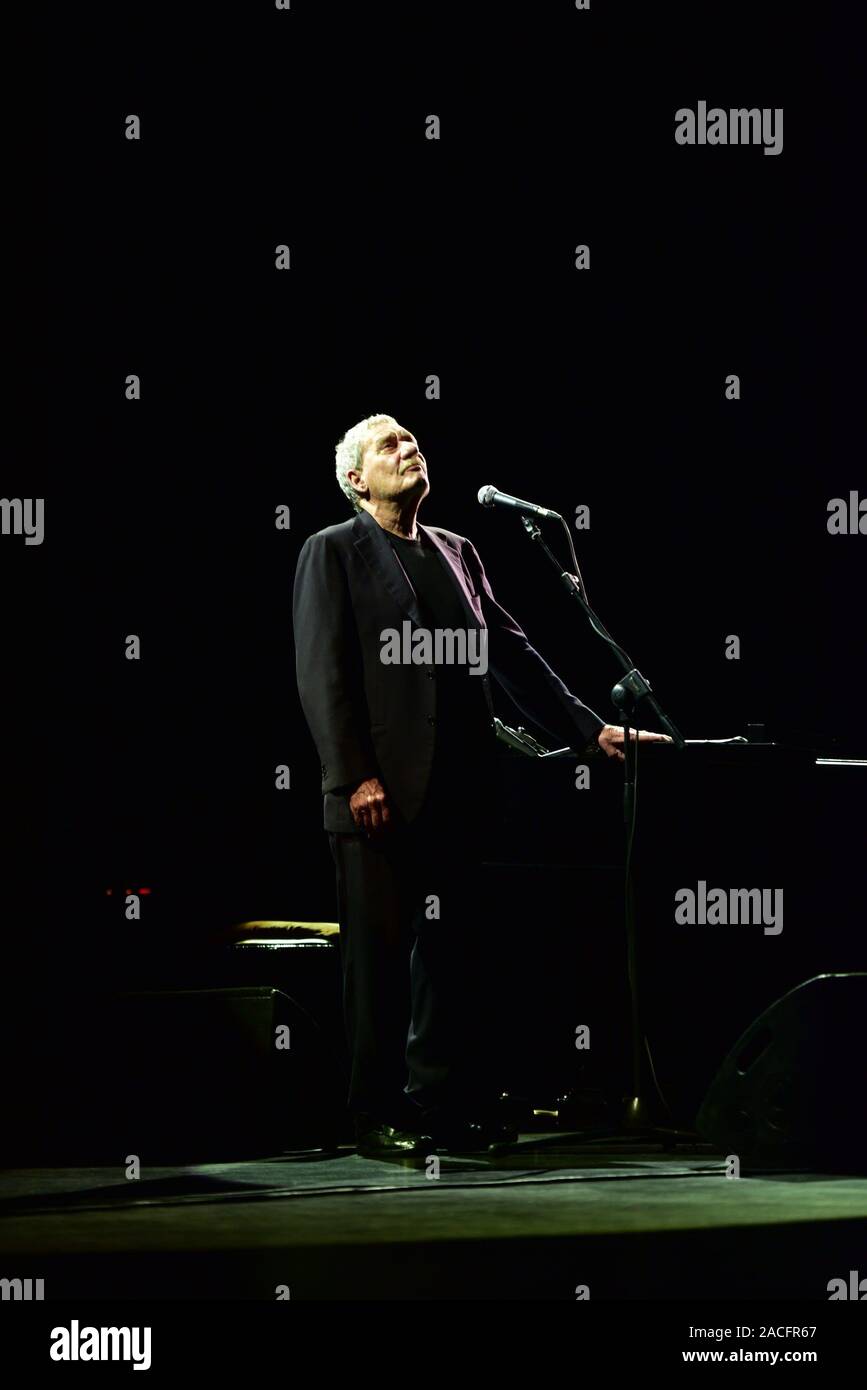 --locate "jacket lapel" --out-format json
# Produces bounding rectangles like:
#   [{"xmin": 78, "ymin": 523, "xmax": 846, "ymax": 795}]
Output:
[
  {"xmin": 422, "ymin": 523, "xmax": 494, "ymax": 719},
  {"xmin": 353, "ymin": 508, "xmax": 424, "ymax": 627},
  {"xmin": 353, "ymin": 508, "xmax": 484, "ymax": 634},
  {"xmin": 420, "ymin": 524, "xmax": 485, "ymax": 632},
  {"xmin": 352, "ymin": 508, "xmax": 494, "ymax": 719}
]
